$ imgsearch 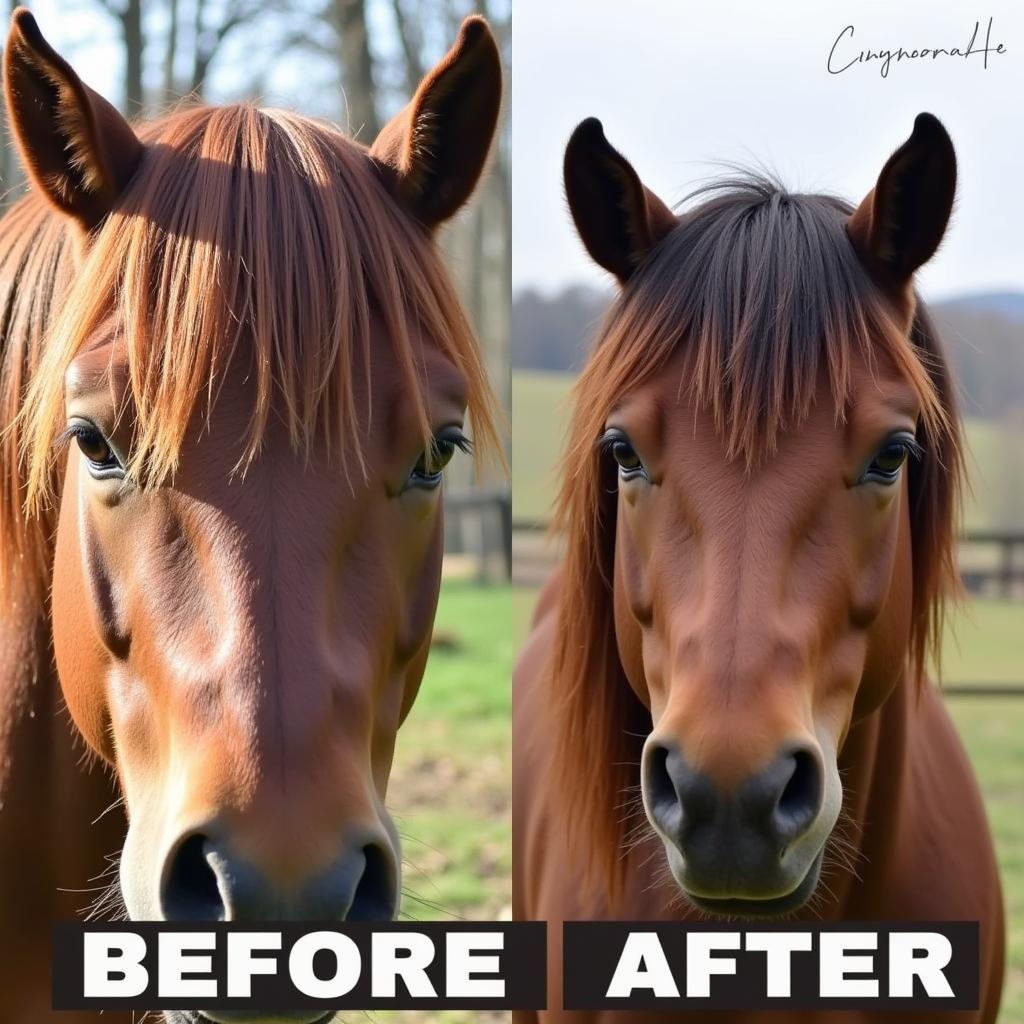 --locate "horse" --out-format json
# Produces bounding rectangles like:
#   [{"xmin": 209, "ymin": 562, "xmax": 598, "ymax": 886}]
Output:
[
  {"xmin": 0, "ymin": 9, "xmax": 501, "ymax": 1023},
  {"xmin": 513, "ymin": 114, "xmax": 1005, "ymax": 1023}
]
